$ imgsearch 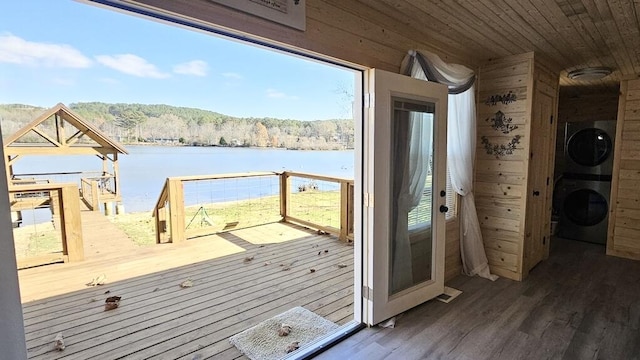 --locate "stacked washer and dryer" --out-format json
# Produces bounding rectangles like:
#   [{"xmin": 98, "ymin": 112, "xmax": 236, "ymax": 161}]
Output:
[{"xmin": 555, "ymin": 120, "xmax": 616, "ymax": 245}]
